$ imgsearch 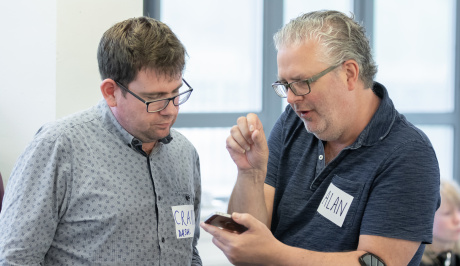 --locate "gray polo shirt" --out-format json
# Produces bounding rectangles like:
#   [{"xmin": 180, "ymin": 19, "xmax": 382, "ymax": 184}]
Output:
[{"xmin": 0, "ymin": 99, "xmax": 202, "ymax": 265}]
